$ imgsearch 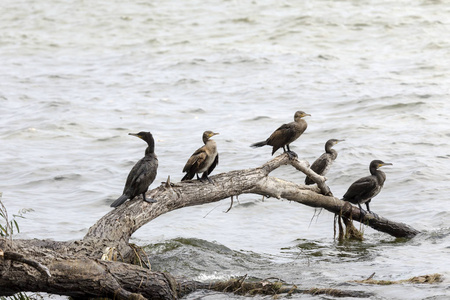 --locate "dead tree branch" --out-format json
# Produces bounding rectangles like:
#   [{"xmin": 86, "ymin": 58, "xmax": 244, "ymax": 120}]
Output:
[{"xmin": 0, "ymin": 154, "xmax": 419, "ymax": 298}]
